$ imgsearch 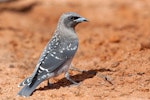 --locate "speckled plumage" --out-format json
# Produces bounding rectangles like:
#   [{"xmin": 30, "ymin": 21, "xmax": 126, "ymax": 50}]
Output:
[{"xmin": 17, "ymin": 12, "xmax": 87, "ymax": 97}]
